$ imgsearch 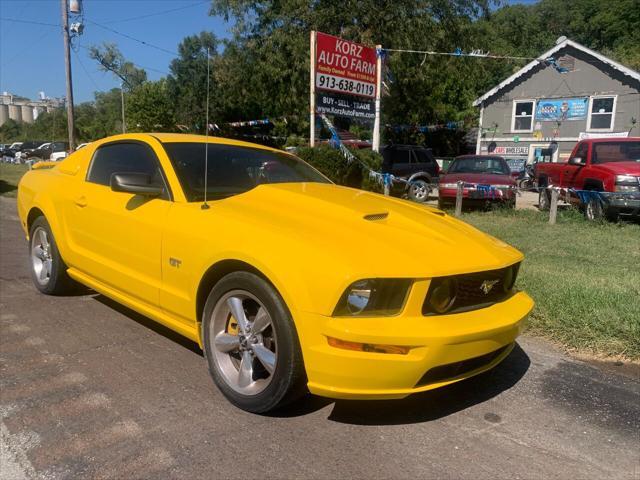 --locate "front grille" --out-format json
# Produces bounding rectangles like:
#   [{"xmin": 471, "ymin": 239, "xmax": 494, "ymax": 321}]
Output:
[
  {"xmin": 415, "ymin": 344, "xmax": 511, "ymax": 387},
  {"xmin": 422, "ymin": 264, "xmax": 519, "ymax": 315}
]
